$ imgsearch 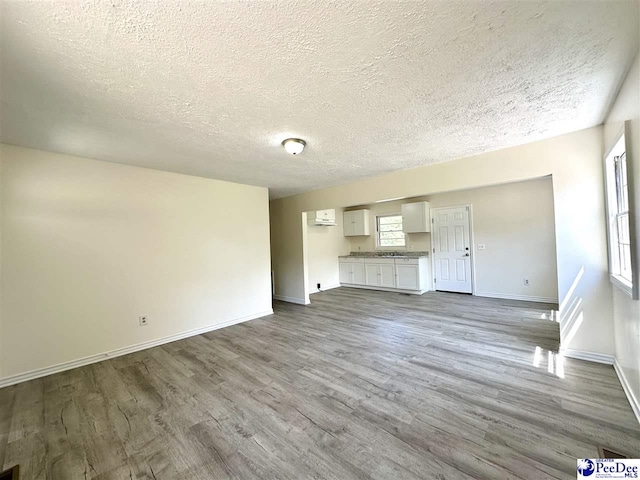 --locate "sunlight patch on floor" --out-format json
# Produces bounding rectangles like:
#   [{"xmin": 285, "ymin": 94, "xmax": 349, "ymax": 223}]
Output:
[{"xmin": 533, "ymin": 346, "xmax": 565, "ymax": 378}]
